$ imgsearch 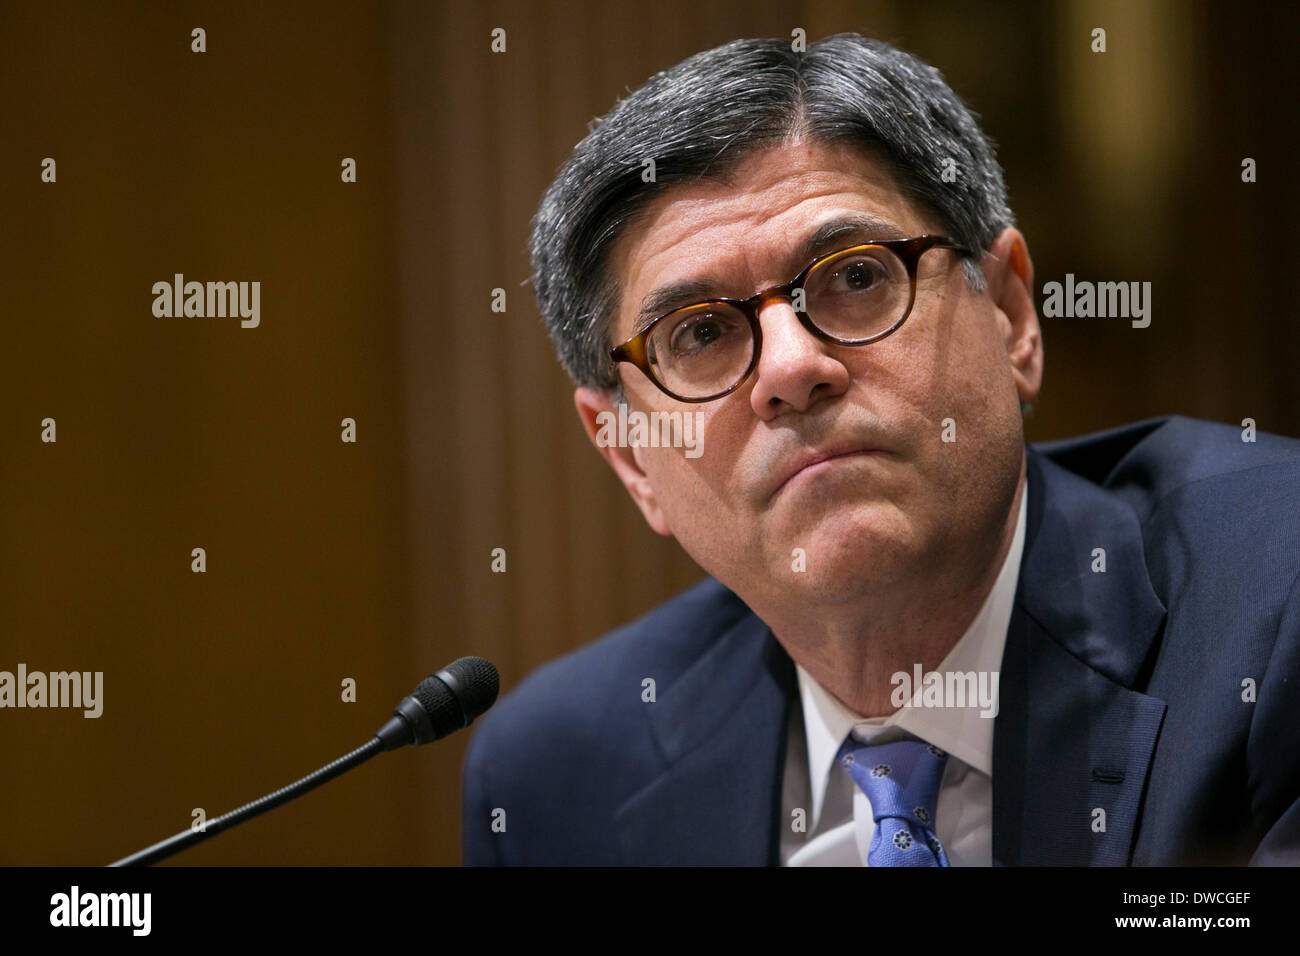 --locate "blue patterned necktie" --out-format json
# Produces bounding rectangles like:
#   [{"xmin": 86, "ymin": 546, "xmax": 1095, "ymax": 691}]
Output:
[{"xmin": 837, "ymin": 735, "xmax": 951, "ymax": 866}]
